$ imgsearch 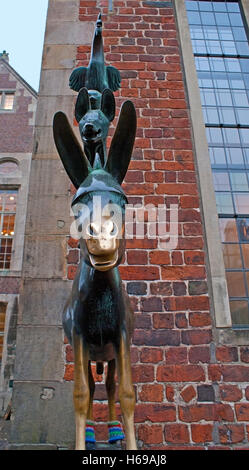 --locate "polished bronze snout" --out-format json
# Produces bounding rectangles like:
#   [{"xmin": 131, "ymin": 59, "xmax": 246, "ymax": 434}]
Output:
[{"xmin": 86, "ymin": 219, "xmax": 119, "ymax": 271}]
